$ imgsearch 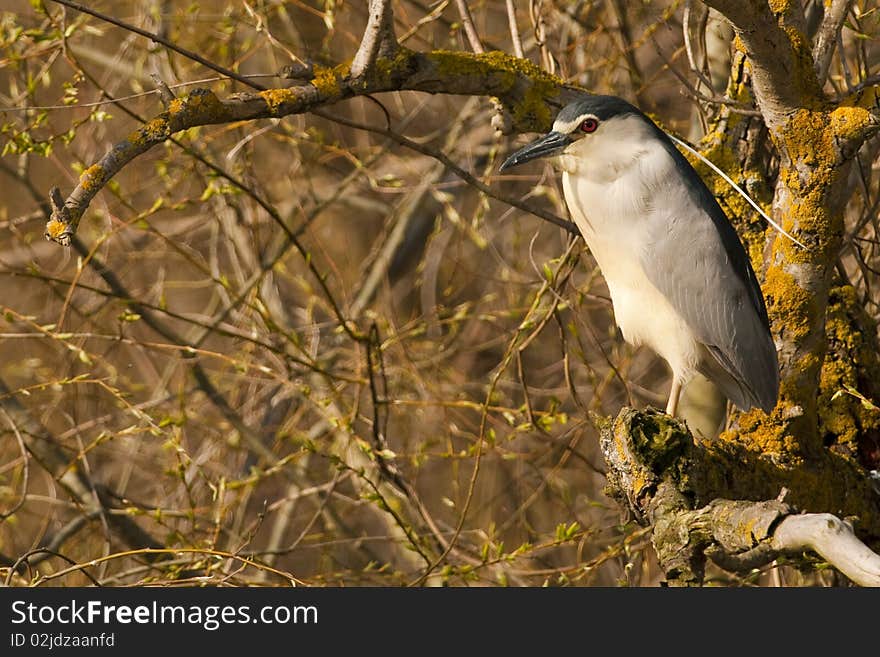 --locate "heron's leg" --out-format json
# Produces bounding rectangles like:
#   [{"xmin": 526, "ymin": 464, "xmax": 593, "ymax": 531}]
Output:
[{"xmin": 666, "ymin": 379, "xmax": 682, "ymax": 416}]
